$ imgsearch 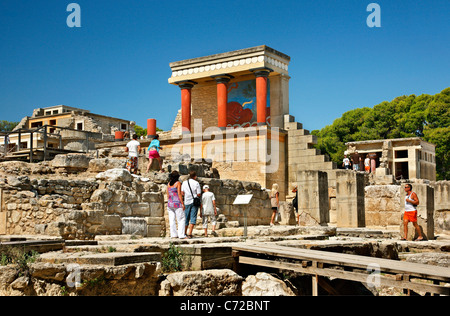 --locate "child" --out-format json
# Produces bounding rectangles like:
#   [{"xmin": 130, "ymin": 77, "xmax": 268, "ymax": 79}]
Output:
[{"xmin": 200, "ymin": 185, "xmax": 218, "ymax": 237}]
